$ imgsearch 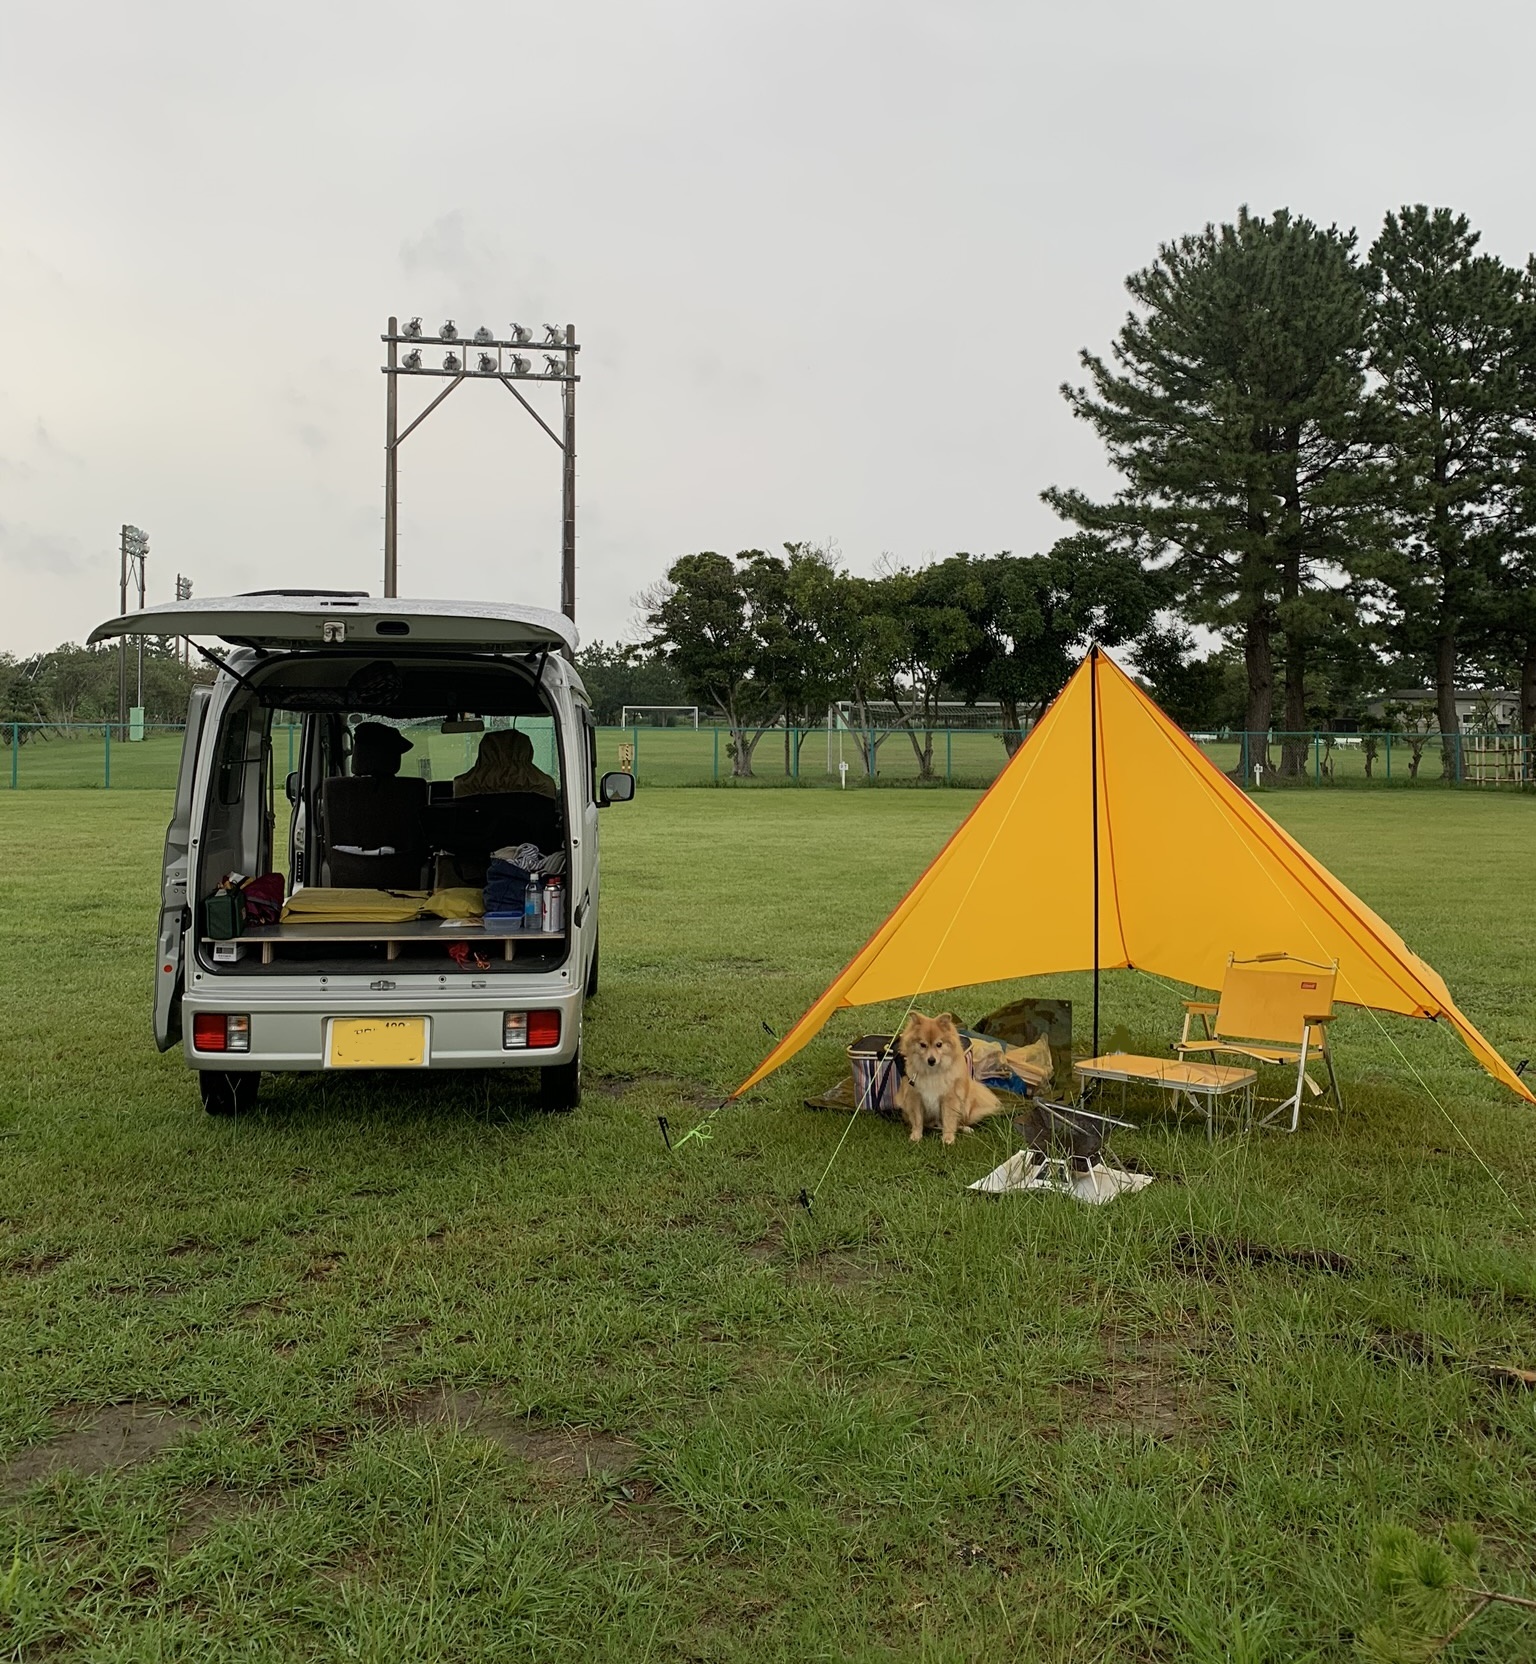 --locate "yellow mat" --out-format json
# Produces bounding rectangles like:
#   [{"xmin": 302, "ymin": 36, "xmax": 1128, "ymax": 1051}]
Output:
[{"xmin": 281, "ymin": 887, "xmax": 428, "ymax": 923}]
